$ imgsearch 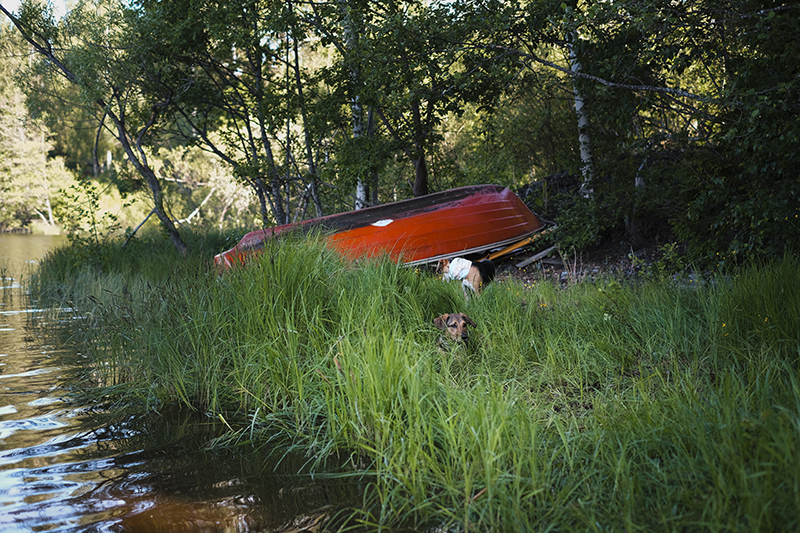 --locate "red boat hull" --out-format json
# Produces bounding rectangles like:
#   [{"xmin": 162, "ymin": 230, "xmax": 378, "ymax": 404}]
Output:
[{"xmin": 214, "ymin": 185, "xmax": 543, "ymax": 268}]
